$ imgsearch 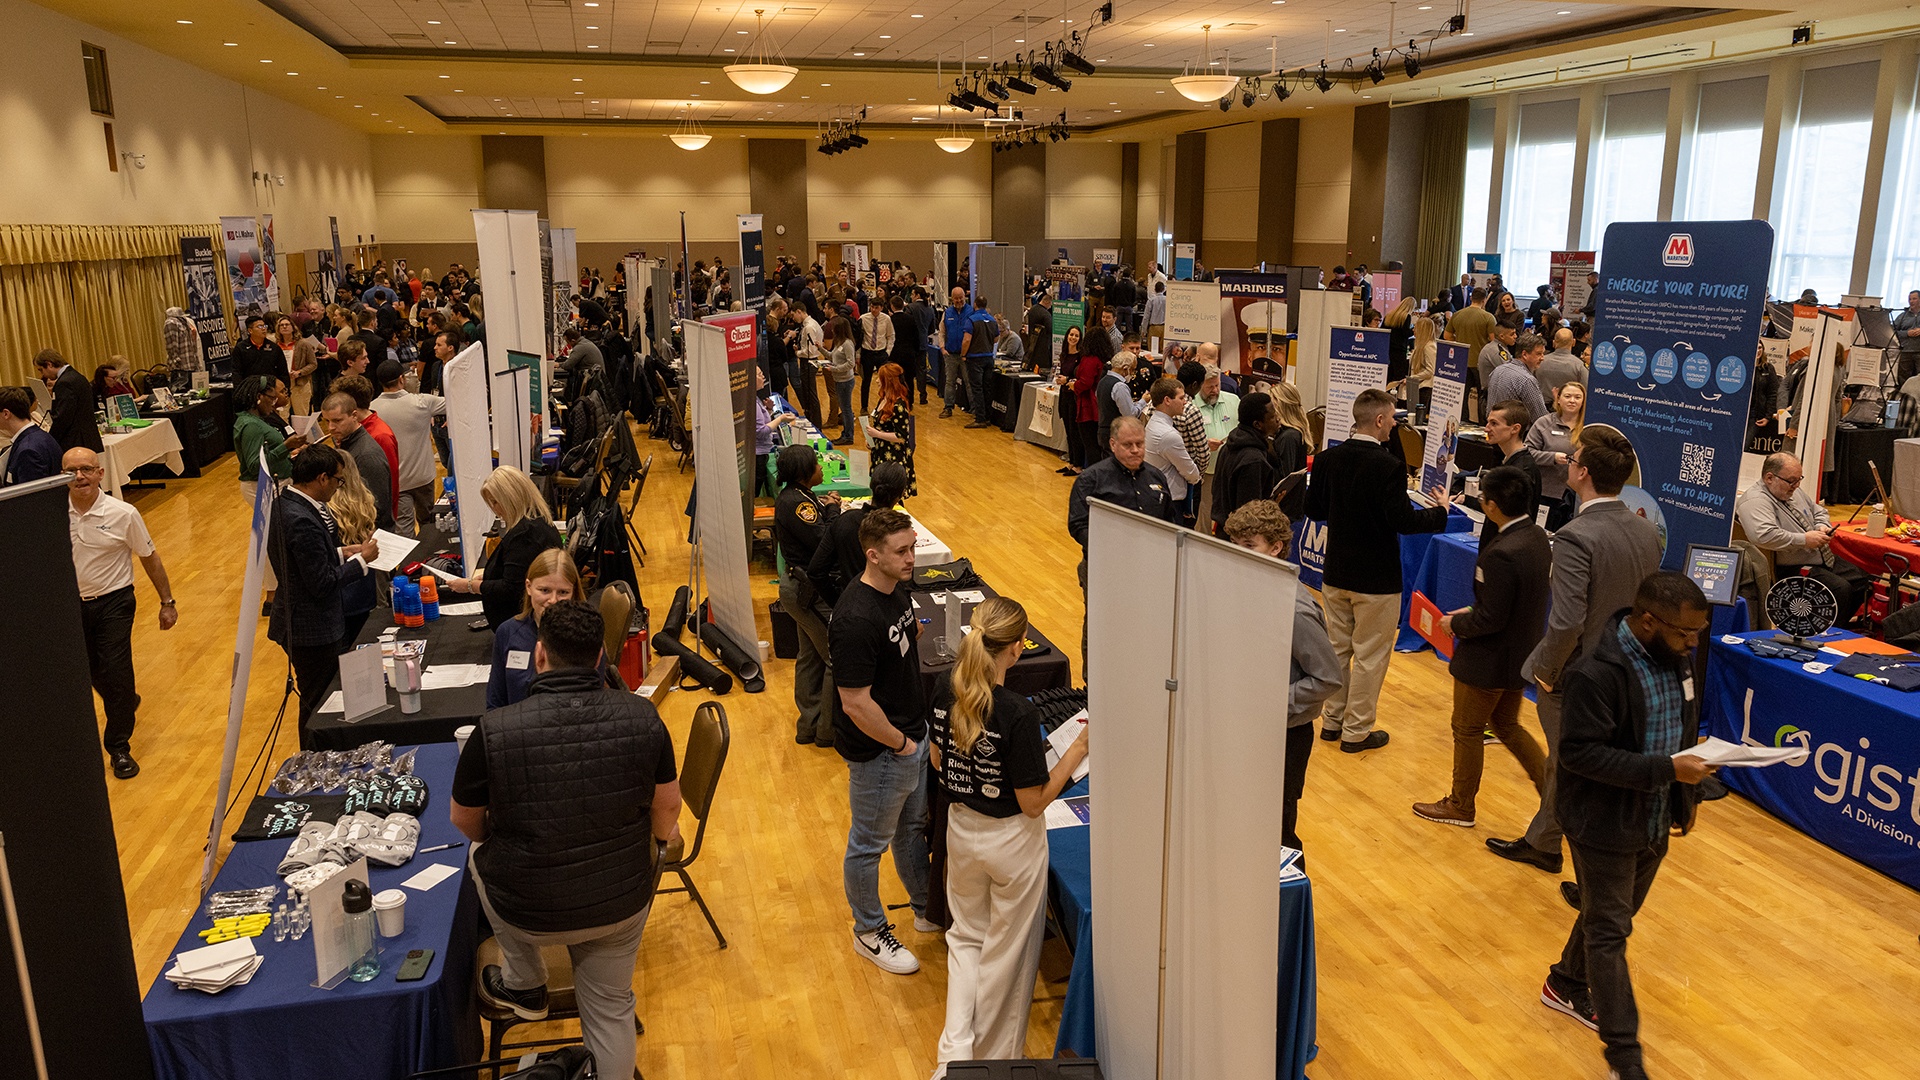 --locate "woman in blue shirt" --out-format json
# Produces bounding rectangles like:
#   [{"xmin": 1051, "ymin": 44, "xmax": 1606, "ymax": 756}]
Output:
[{"xmin": 485, "ymin": 548, "xmax": 623, "ymax": 707}]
